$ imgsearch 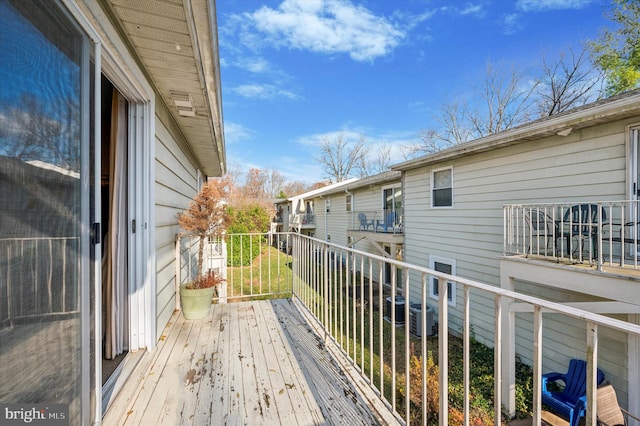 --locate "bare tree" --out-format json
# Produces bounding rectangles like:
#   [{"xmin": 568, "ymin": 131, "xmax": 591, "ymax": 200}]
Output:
[
  {"xmin": 406, "ymin": 103, "xmax": 475, "ymax": 157},
  {"xmin": 316, "ymin": 134, "xmax": 367, "ymax": 182},
  {"xmin": 536, "ymin": 47, "xmax": 604, "ymax": 116},
  {"xmin": 264, "ymin": 169, "xmax": 286, "ymax": 198},
  {"xmin": 469, "ymin": 60, "xmax": 538, "ymax": 136},
  {"xmin": 406, "ymin": 63, "xmax": 537, "ymax": 158},
  {"xmin": 242, "ymin": 168, "xmax": 267, "ymax": 199},
  {"xmin": 0, "ymin": 93, "xmax": 79, "ymax": 170},
  {"xmin": 357, "ymin": 144, "xmax": 392, "ymax": 176}
]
